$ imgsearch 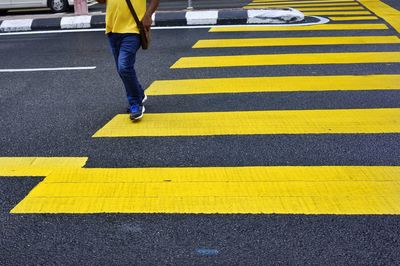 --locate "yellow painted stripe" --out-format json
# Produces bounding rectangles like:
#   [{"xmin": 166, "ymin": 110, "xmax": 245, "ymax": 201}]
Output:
[
  {"xmin": 248, "ymin": 2, "xmax": 359, "ymax": 6},
  {"xmin": 297, "ymin": 7, "xmax": 366, "ymax": 11},
  {"xmin": 251, "ymin": 0, "xmax": 357, "ymax": 3},
  {"xmin": 40, "ymin": 166, "xmax": 400, "ymax": 183},
  {"xmin": 146, "ymin": 75, "xmax": 400, "ymax": 95},
  {"xmin": 193, "ymin": 36, "xmax": 400, "ymax": 48},
  {"xmin": 171, "ymin": 52, "xmax": 400, "ymax": 69},
  {"xmin": 329, "ymin": 16, "xmax": 379, "ymax": 21},
  {"xmin": 22, "ymin": 181, "xmax": 400, "ymax": 198},
  {"xmin": 209, "ymin": 24, "xmax": 388, "ymax": 32},
  {"xmin": 11, "ymin": 166, "xmax": 400, "ymax": 214},
  {"xmin": 358, "ymin": 0, "xmax": 400, "ymax": 34},
  {"xmin": 245, "ymin": 5, "xmax": 366, "ymax": 10},
  {"xmin": 302, "ymin": 11, "xmax": 371, "ymax": 15},
  {"xmin": 93, "ymin": 108, "xmax": 400, "ymax": 137},
  {"xmin": 0, "ymin": 157, "xmax": 88, "ymax": 176},
  {"xmin": 12, "ymin": 196, "xmax": 400, "ymax": 214}
]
